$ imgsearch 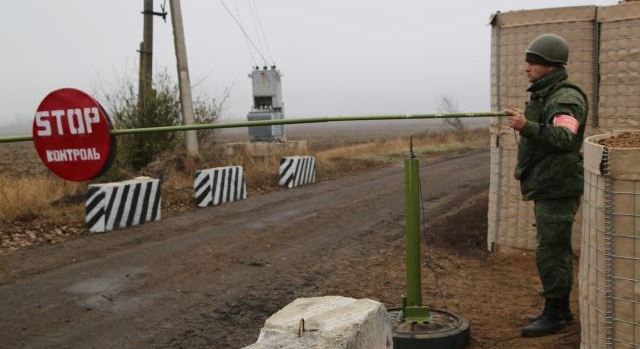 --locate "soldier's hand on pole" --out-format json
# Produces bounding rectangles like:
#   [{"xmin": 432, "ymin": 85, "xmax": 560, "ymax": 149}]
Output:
[{"xmin": 505, "ymin": 108, "xmax": 526, "ymax": 131}]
